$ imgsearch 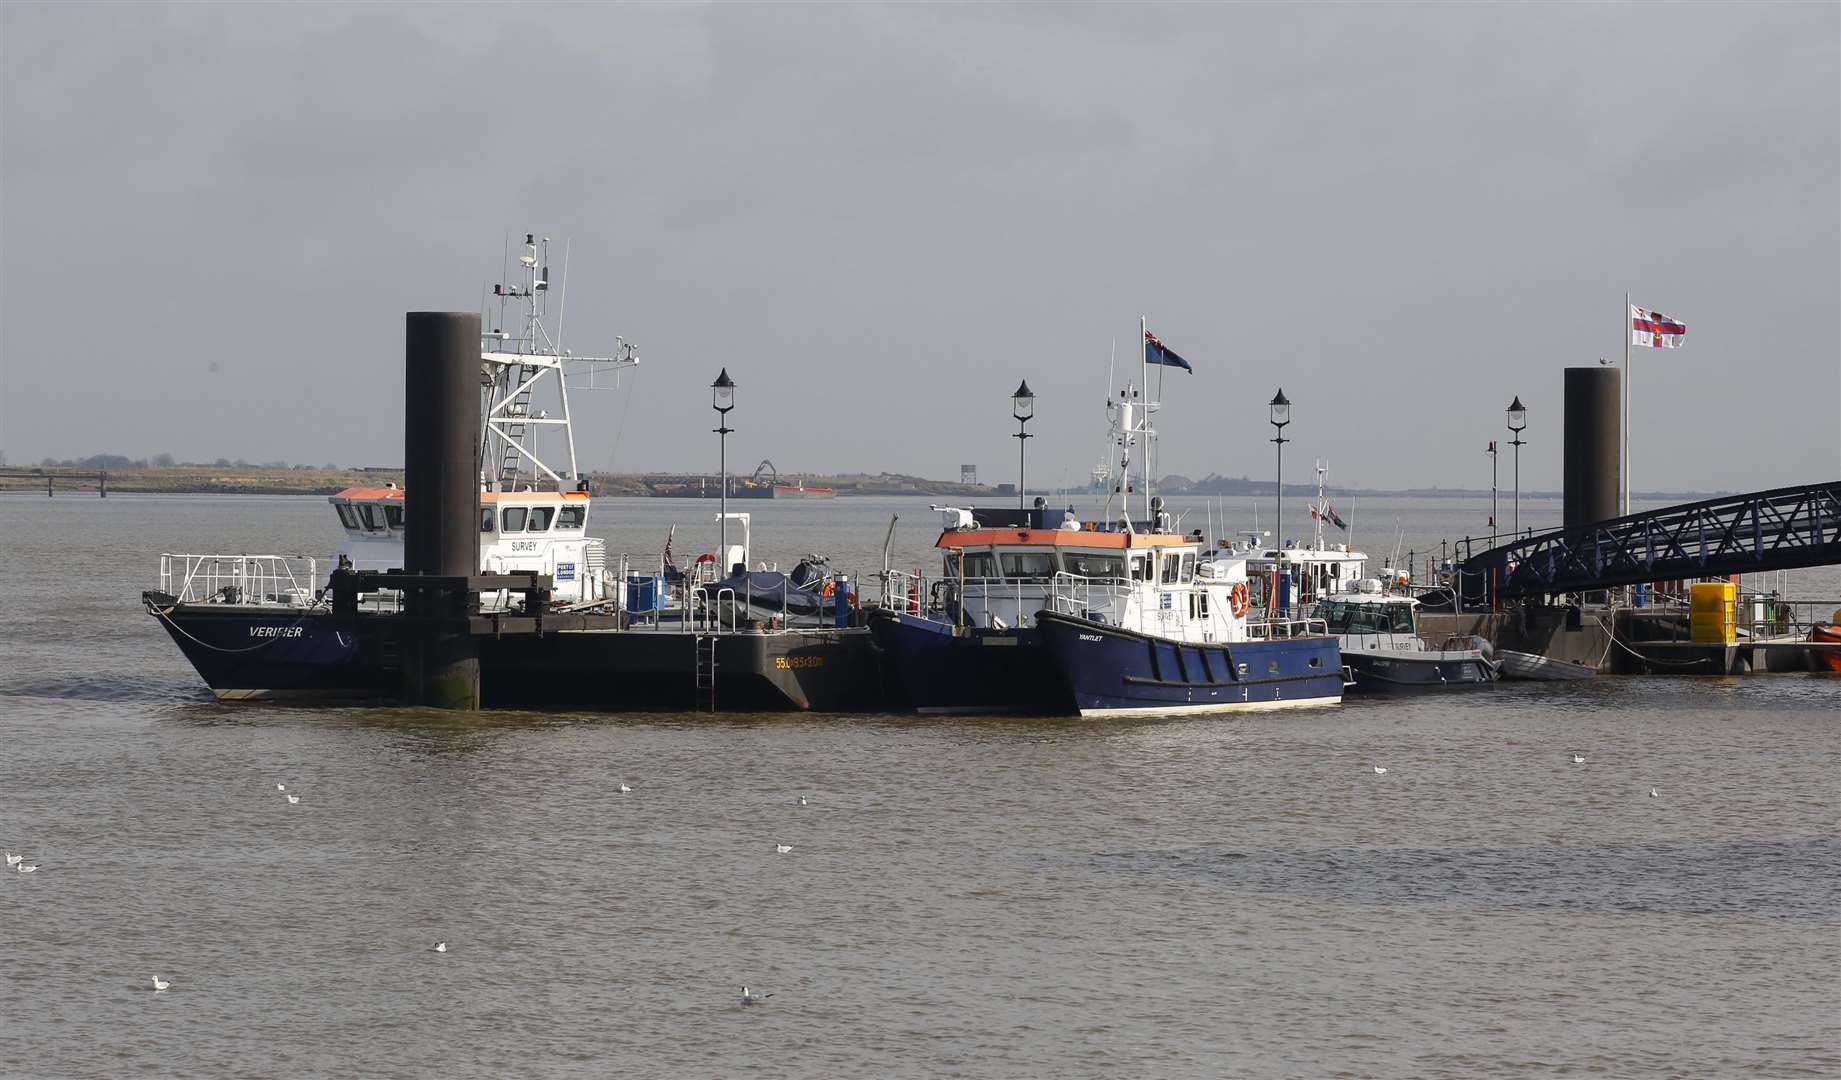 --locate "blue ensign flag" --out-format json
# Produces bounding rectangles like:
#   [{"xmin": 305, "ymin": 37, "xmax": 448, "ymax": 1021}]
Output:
[{"xmin": 1143, "ymin": 330, "xmax": 1193, "ymax": 372}]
